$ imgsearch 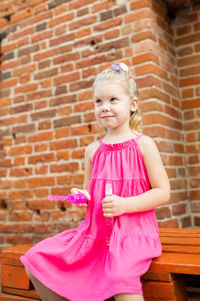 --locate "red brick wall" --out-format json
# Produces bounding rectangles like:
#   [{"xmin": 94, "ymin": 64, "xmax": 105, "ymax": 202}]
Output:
[
  {"xmin": 0, "ymin": 0, "xmax": 199, "ymax": 249},
  {"xmin": 174, "ymin": 5, "xmax": 200, "ymax": 227}
]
